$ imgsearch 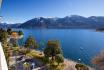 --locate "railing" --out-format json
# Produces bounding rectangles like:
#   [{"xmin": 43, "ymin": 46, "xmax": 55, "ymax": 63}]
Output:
[{"xmin": 0, "ymin": 42, "xmax": 8, "ymax": 70}]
